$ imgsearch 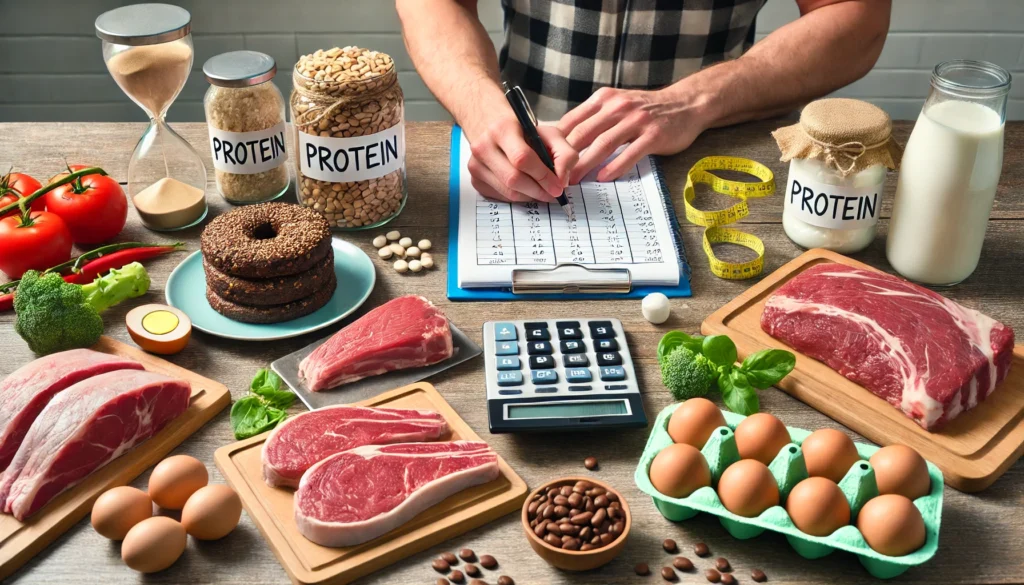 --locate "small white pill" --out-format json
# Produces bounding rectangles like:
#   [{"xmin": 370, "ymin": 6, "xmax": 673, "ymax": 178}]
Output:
[
  {"xmin": 386, "ymin": 230, "xmax": 401, "ymax": 241},
  {"xmin": 421, "ymin": 255, "xmax": 434, "ymax": 269},
  {"xmin": 372, "ymin": 235, "xmax": 387, "ymax": 248},
  {"xmin": 399, "ymin": 237, "xmax": 412, "ymax": 248},
  {"xmin": 405, "ymin": 246, "xmax": 421, "ymax": 258},
  {"xmin": 408, "ymin": 259, "xmax": 423, "ymax": 272},
  {"xmin": 377, "ymin": 247, "xmax": 393, "ymax": 259},
  {"xmin": 394, "ymin": 259, "xmax": 409, "ymax": 273},
  {"xmin": 418, "ymin": 239, "xmax": 432, "ymax": 251},
  {"xmin": 642, "ymin": 292, "xmax": 671, "ymax": 324},
  {"xmin": 389, "ymin": 243, "xmax": 405, "ymax": 256}
]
